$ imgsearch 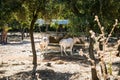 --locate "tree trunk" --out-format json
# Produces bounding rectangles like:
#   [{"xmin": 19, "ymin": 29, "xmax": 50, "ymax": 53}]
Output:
[
  {"xmin": 91, "ymin": 68, "xmax": 99, "ymax": 80},
  {"xmin": 29, "ymin": 10, "xmax": 38, "ymax": 79},
  {"xmin": 89, "ymin": 37, "xmax": 95, "ymax": 60},
  {"xmin": 100, "ymin": 60, "xmax": 108, "ymax": 79},
  {"xmin": 1, "ymin": 25, "xmax": 8, "ymax": 44},
  {"xmin": 98, "ymin": 40, "xmax": 108, "ymax": 79},
  {"xmin": 46, "ymin": 24, "xmax": 48, "ymax": 32},
  {"xmin": 1, "ymin": 31, "xmax": 7, "ymax": 44},
  {"xmin": 89, "ymin": 37, "xmax": 99, "ymax": 80},
  {"xmin": 21, "ymin": 31, "xmax": 24, "ymax": 40},
  {"xmin": 20, "ymin": 28, "xmax": 25, "ymax": 41},
  {"xmin": 29, "ymin": 29, "xmax": 37, "ymax": 66},
  {"xmin": 116, "ymin": 44, "xmax": 120, "ymax": 56},
  {"xmin": 30, "ymin": 22, "xmax": 37, "ymax": 79}
]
